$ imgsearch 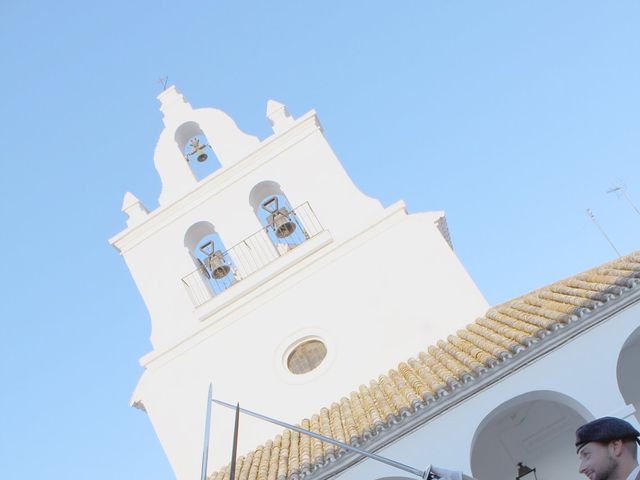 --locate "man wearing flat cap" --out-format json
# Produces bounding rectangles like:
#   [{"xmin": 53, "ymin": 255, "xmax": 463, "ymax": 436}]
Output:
[{"xmin": 576, "ymin": 417, "xmax": 640, "ymax": 480}]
